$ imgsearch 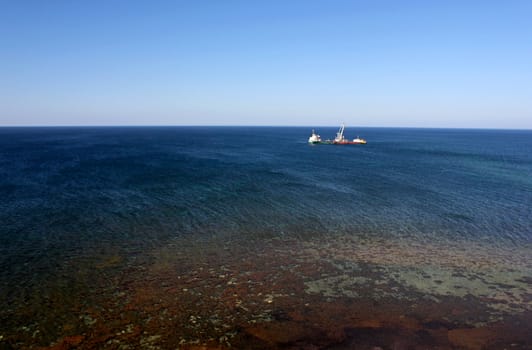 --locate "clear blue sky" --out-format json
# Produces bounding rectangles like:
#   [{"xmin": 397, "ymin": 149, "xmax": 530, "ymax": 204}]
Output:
[{"xmin": 1, "ymin": 0, "xmax": 531, "ymax": 128}]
